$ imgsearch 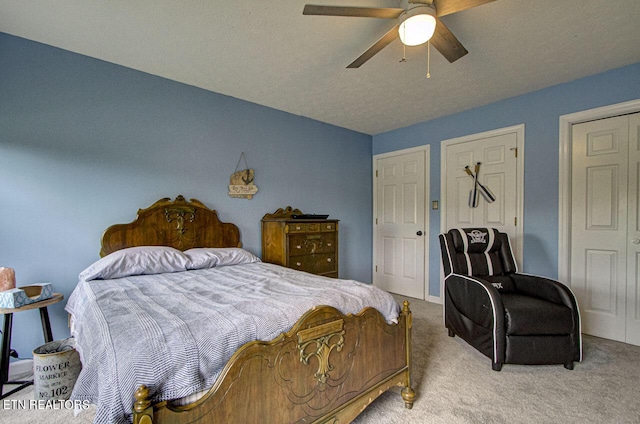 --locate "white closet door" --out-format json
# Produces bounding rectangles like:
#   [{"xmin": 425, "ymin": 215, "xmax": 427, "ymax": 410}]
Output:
[
  {"xmin": 571, "ymin": 113, "xmax": 640, "ymax": 346},
  {"xmin": 626, "ymin": 113, "xmax": 640, "ymax": 345}
]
